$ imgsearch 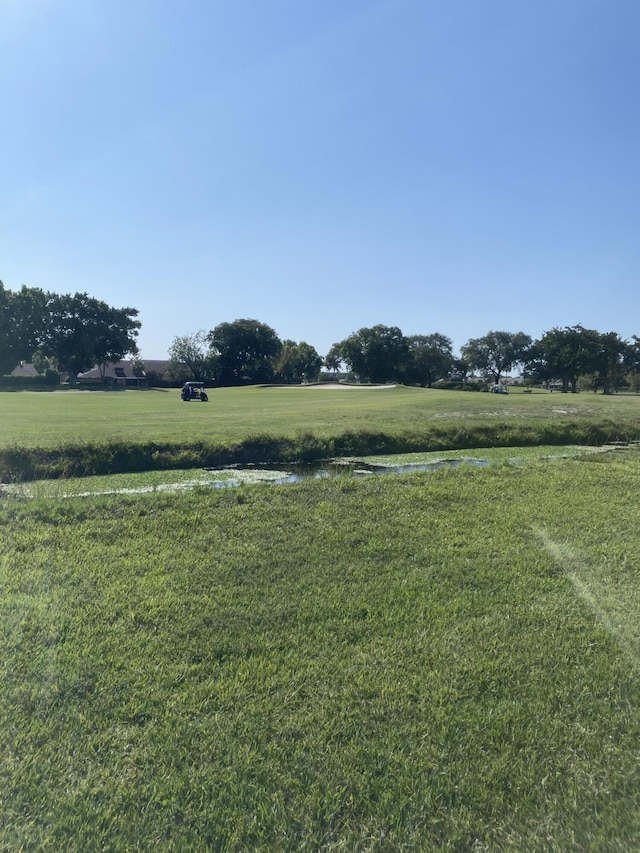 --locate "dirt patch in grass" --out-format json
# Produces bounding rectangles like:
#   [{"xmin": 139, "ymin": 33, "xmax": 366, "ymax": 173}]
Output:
[{"xmin": 263, "ymin": 382, "xmax": 398, "ymax": 390}]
